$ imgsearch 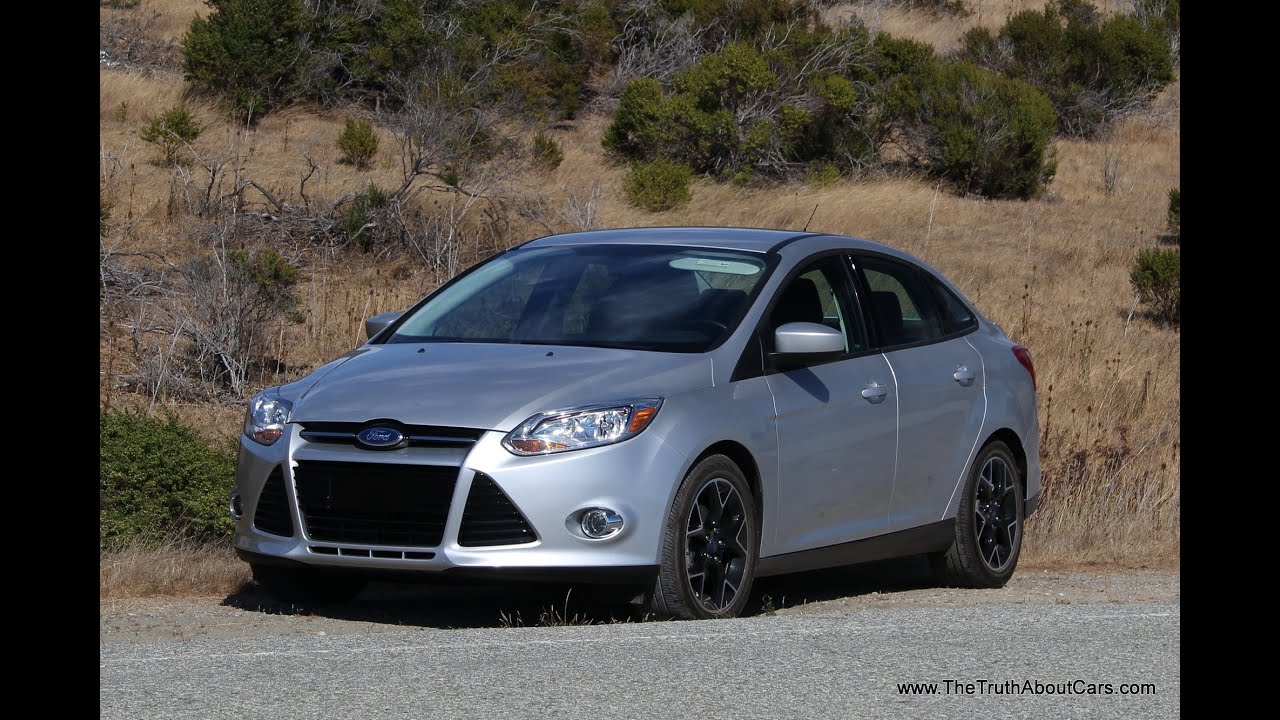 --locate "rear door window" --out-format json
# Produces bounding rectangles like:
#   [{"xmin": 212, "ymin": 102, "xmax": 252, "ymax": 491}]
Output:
[{"xmin": 855, "ymin": 256, "xmax": 944, "ymax": 348}]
